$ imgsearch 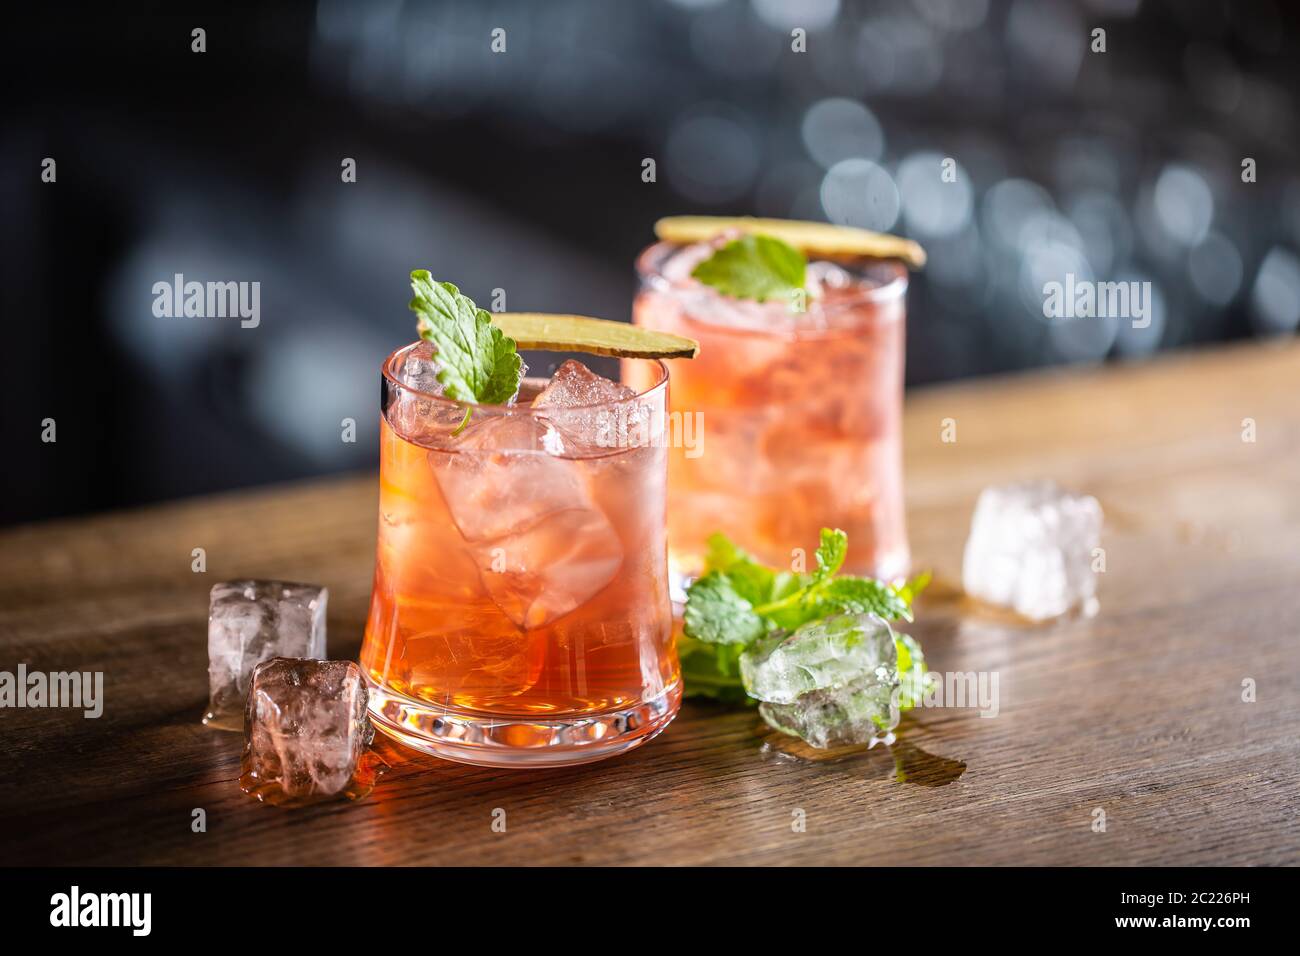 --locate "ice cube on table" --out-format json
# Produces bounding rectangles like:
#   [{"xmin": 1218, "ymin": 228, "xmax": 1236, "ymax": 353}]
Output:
[
  {"xmin": 962, "ymin": 479, "xmax": 1103, "ymax": 620},
  {"xmin": 239, "ymin": 658, "xmax": 379, "ymax": 805},
  {"xmin": 747, "ymin": 614, "xmax": 902, "ymax": 750},
  {"xmin": 533, "ymin": 359, "xmax": 644, "ymax": 453},
  {"xmin": 760, "ymin": 671, "xmax": 901, "ymax": 749},
  {"xmin": 427, "ymin": 411, "xmax": 625, "ymax": 630},
  {"xmin": 204, "ymin": 580, "xmax": 327, "ymax": 731},
  {"xmin": 741, "ymin": 613, "xmax": 898, "ymax": 705}
]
